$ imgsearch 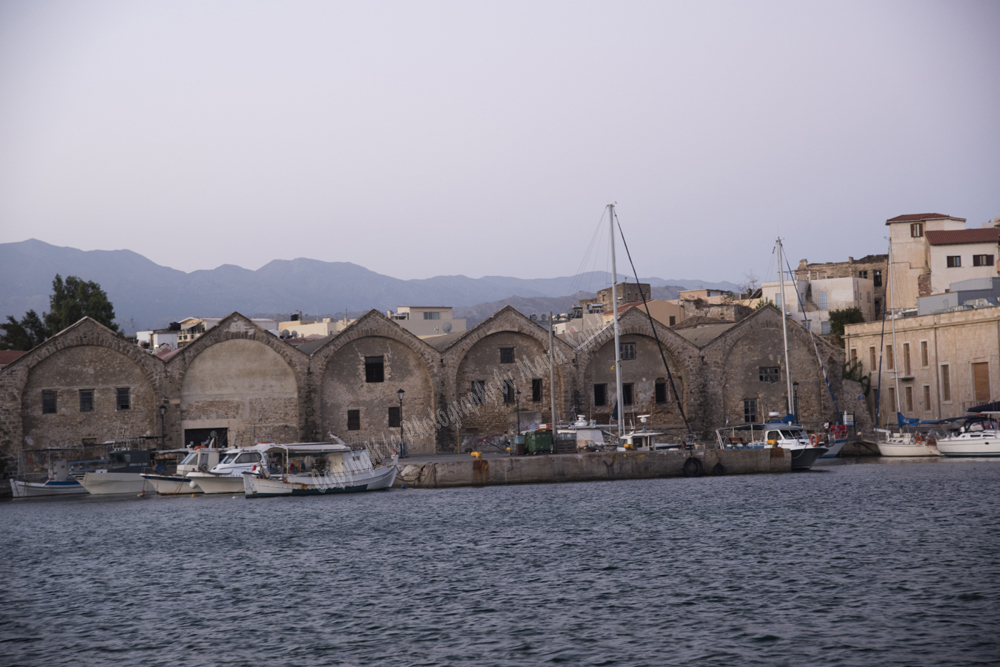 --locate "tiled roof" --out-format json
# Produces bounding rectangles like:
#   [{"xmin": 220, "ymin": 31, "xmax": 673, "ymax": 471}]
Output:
[
  {"xmin": 885, "ymin": 213, "xmax": 964, "ymax": 224},
  {"xmin": 0, "ymin": 350, "xmax": 28, "ymax": 365},
  {"xmin": 925, "ymin": 229, "xmax": 1000, "ymax": 246}
]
